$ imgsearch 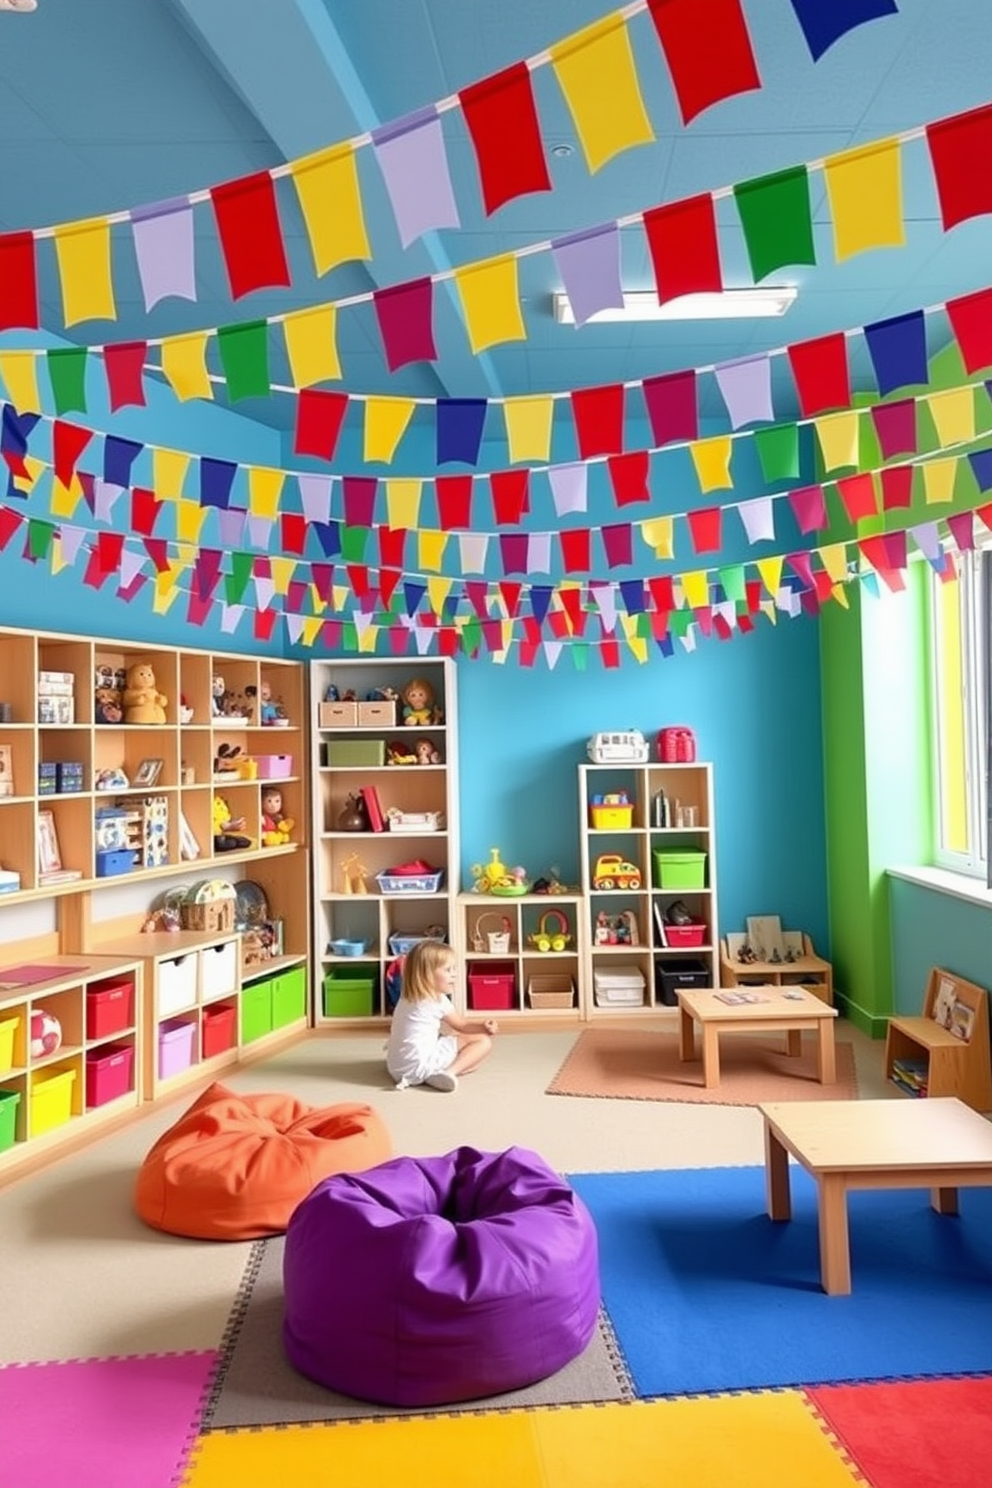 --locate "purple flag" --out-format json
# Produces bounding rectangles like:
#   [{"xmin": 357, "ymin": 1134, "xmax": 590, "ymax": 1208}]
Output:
[
  {"xmin": 217, "ymin": 509, "xmax": 246, "ymax": 548},
  {"xmin": 374, "ymin": 278, "xmax": 436, "ymax": 371},
  {"xmin": 200, "ymin": 457, "xmax": 237, "ymax": 509},
  {"xmin": 246, "ymin": 516, "xmax": 272, "ymax": 549},
  {"xmin": 864, "ymin": 311, "xmax": 928, "ymax": 396},
  {"xmin": 548, "ymin": 463, "xmax": 588, "ymax": 515},
  {"xmin": 714, "ymin": 355, "xmax": 774, "ymax": 429},
  {"xmin": 788, "ymin": 0, "xmax": 898, "ymax": 62},
  {"xmin": 103, "ymin": 436, "xmax": 142, "ymax": 488},
  {"xmin": 372, "ymin": 108, "xmax": 460, "ymax": 249},
  {"xmin": 298, "ymin": 474, "xmax": 333, "ymax": 522},
  {"xmin": 788, "ymin": 484, "xmax": 827, "ymax": 534},
  {"xmin": 909, "ymin": 521, "xmax": 942, "ymax": 561},
  {"xmin": 499, "ymin": 534, "xmax": 529, "ymax": 573},
  {"xmin": 551, "ymin": 225, "xmax": 623, "ymax": 328},
  {"xmin": 130, "ymin": 198, "xmax": 196, "ymax": 311},
  {"xmin": 92, "ymin": 479, "xmax": 125, "ymax": 523},
  {"xmin": 436, "ymin": 400, "xmax": 487, "ymax": 465}
]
